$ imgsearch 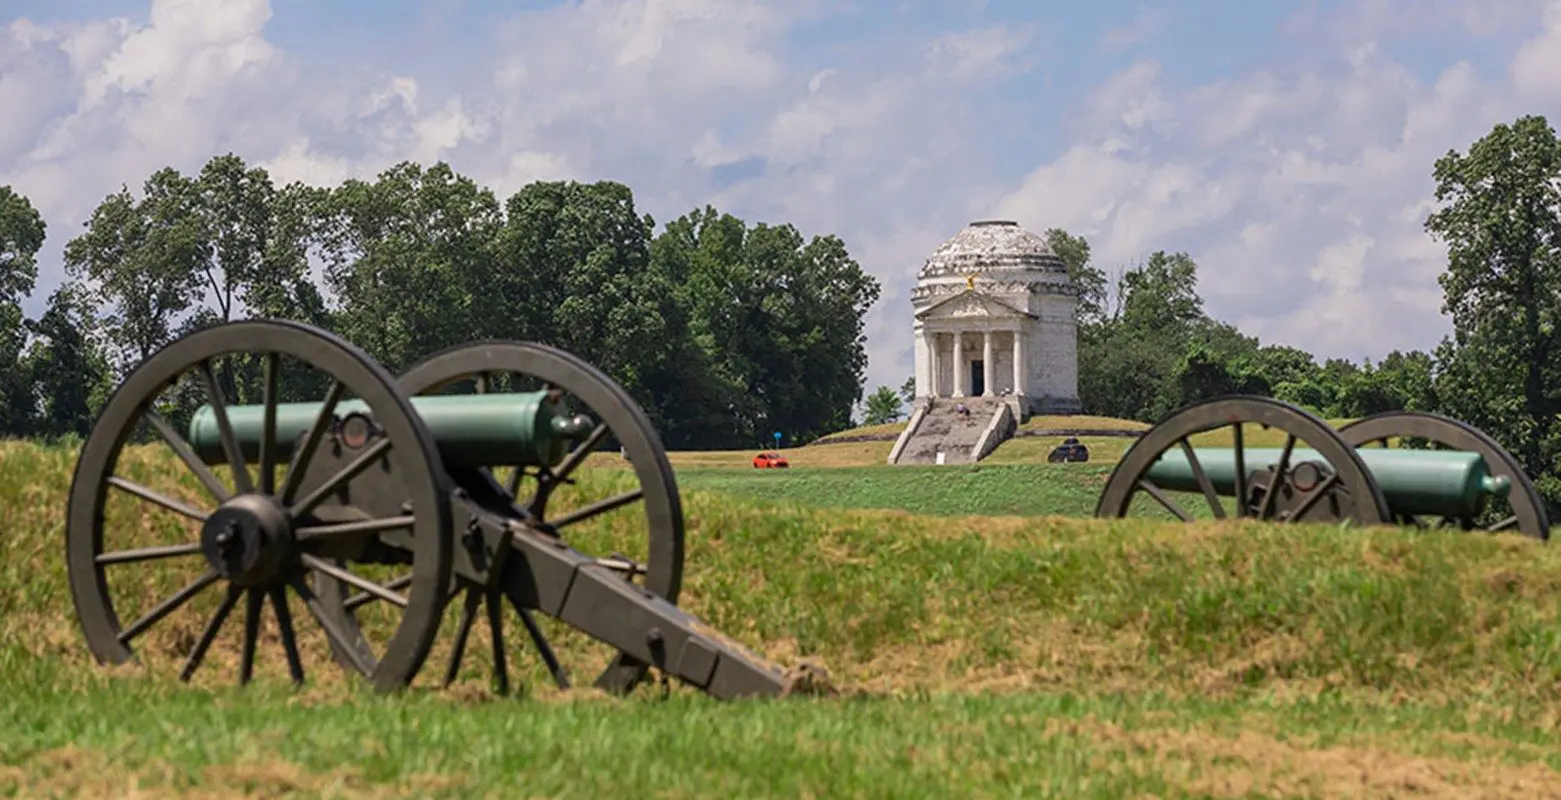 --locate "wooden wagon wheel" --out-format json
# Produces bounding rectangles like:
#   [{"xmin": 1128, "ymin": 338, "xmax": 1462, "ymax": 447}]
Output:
[
  {"xmin": 65, "ymin": 320, "xmax": 454, "ymax": 691},
  {"xmin": 1338, "ymin": 411, "xmax": 1550, "ymax": 541},
  {"xmin": 386, "ymin": 340, "xmax": 685, "ymax": 696}
]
